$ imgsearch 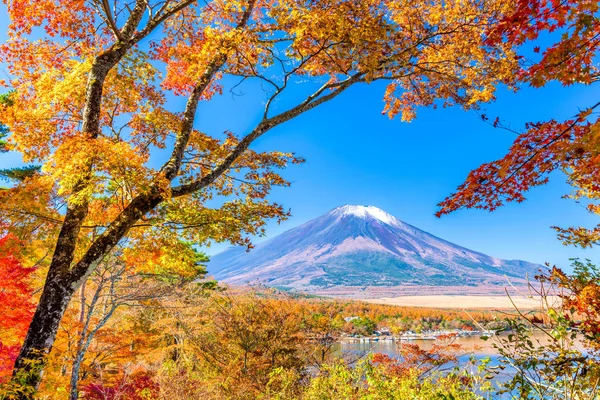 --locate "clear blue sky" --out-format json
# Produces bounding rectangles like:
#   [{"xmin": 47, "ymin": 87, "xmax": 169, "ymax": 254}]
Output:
[
  {"xmin": 1, "ymin": 10, "xmax": 599, "ymax": 271},
  {"xmin": 195, "ymin": 77, "xmax": 600, "ymax": 271}
]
